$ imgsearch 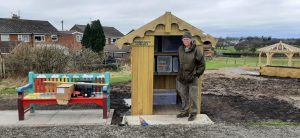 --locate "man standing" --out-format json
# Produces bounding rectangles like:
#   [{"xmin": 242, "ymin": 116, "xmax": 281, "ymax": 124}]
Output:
[{"xmin": 176, "ymin": 31, "xmax": 205, "ymax": 121}]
